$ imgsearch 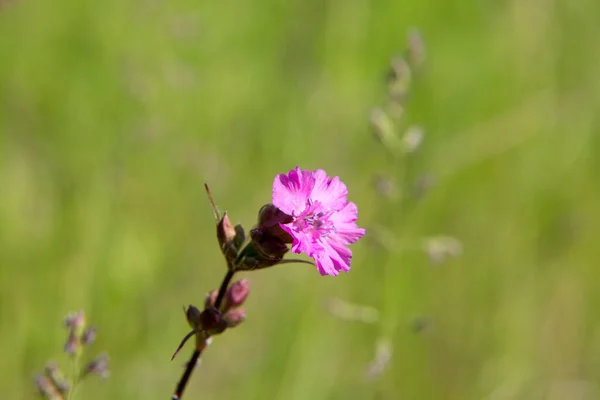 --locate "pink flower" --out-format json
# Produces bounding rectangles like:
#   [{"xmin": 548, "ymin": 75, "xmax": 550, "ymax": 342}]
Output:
[{"xmin": 272, "ymin": 167, "xmax": 365, "ymax": 276}]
